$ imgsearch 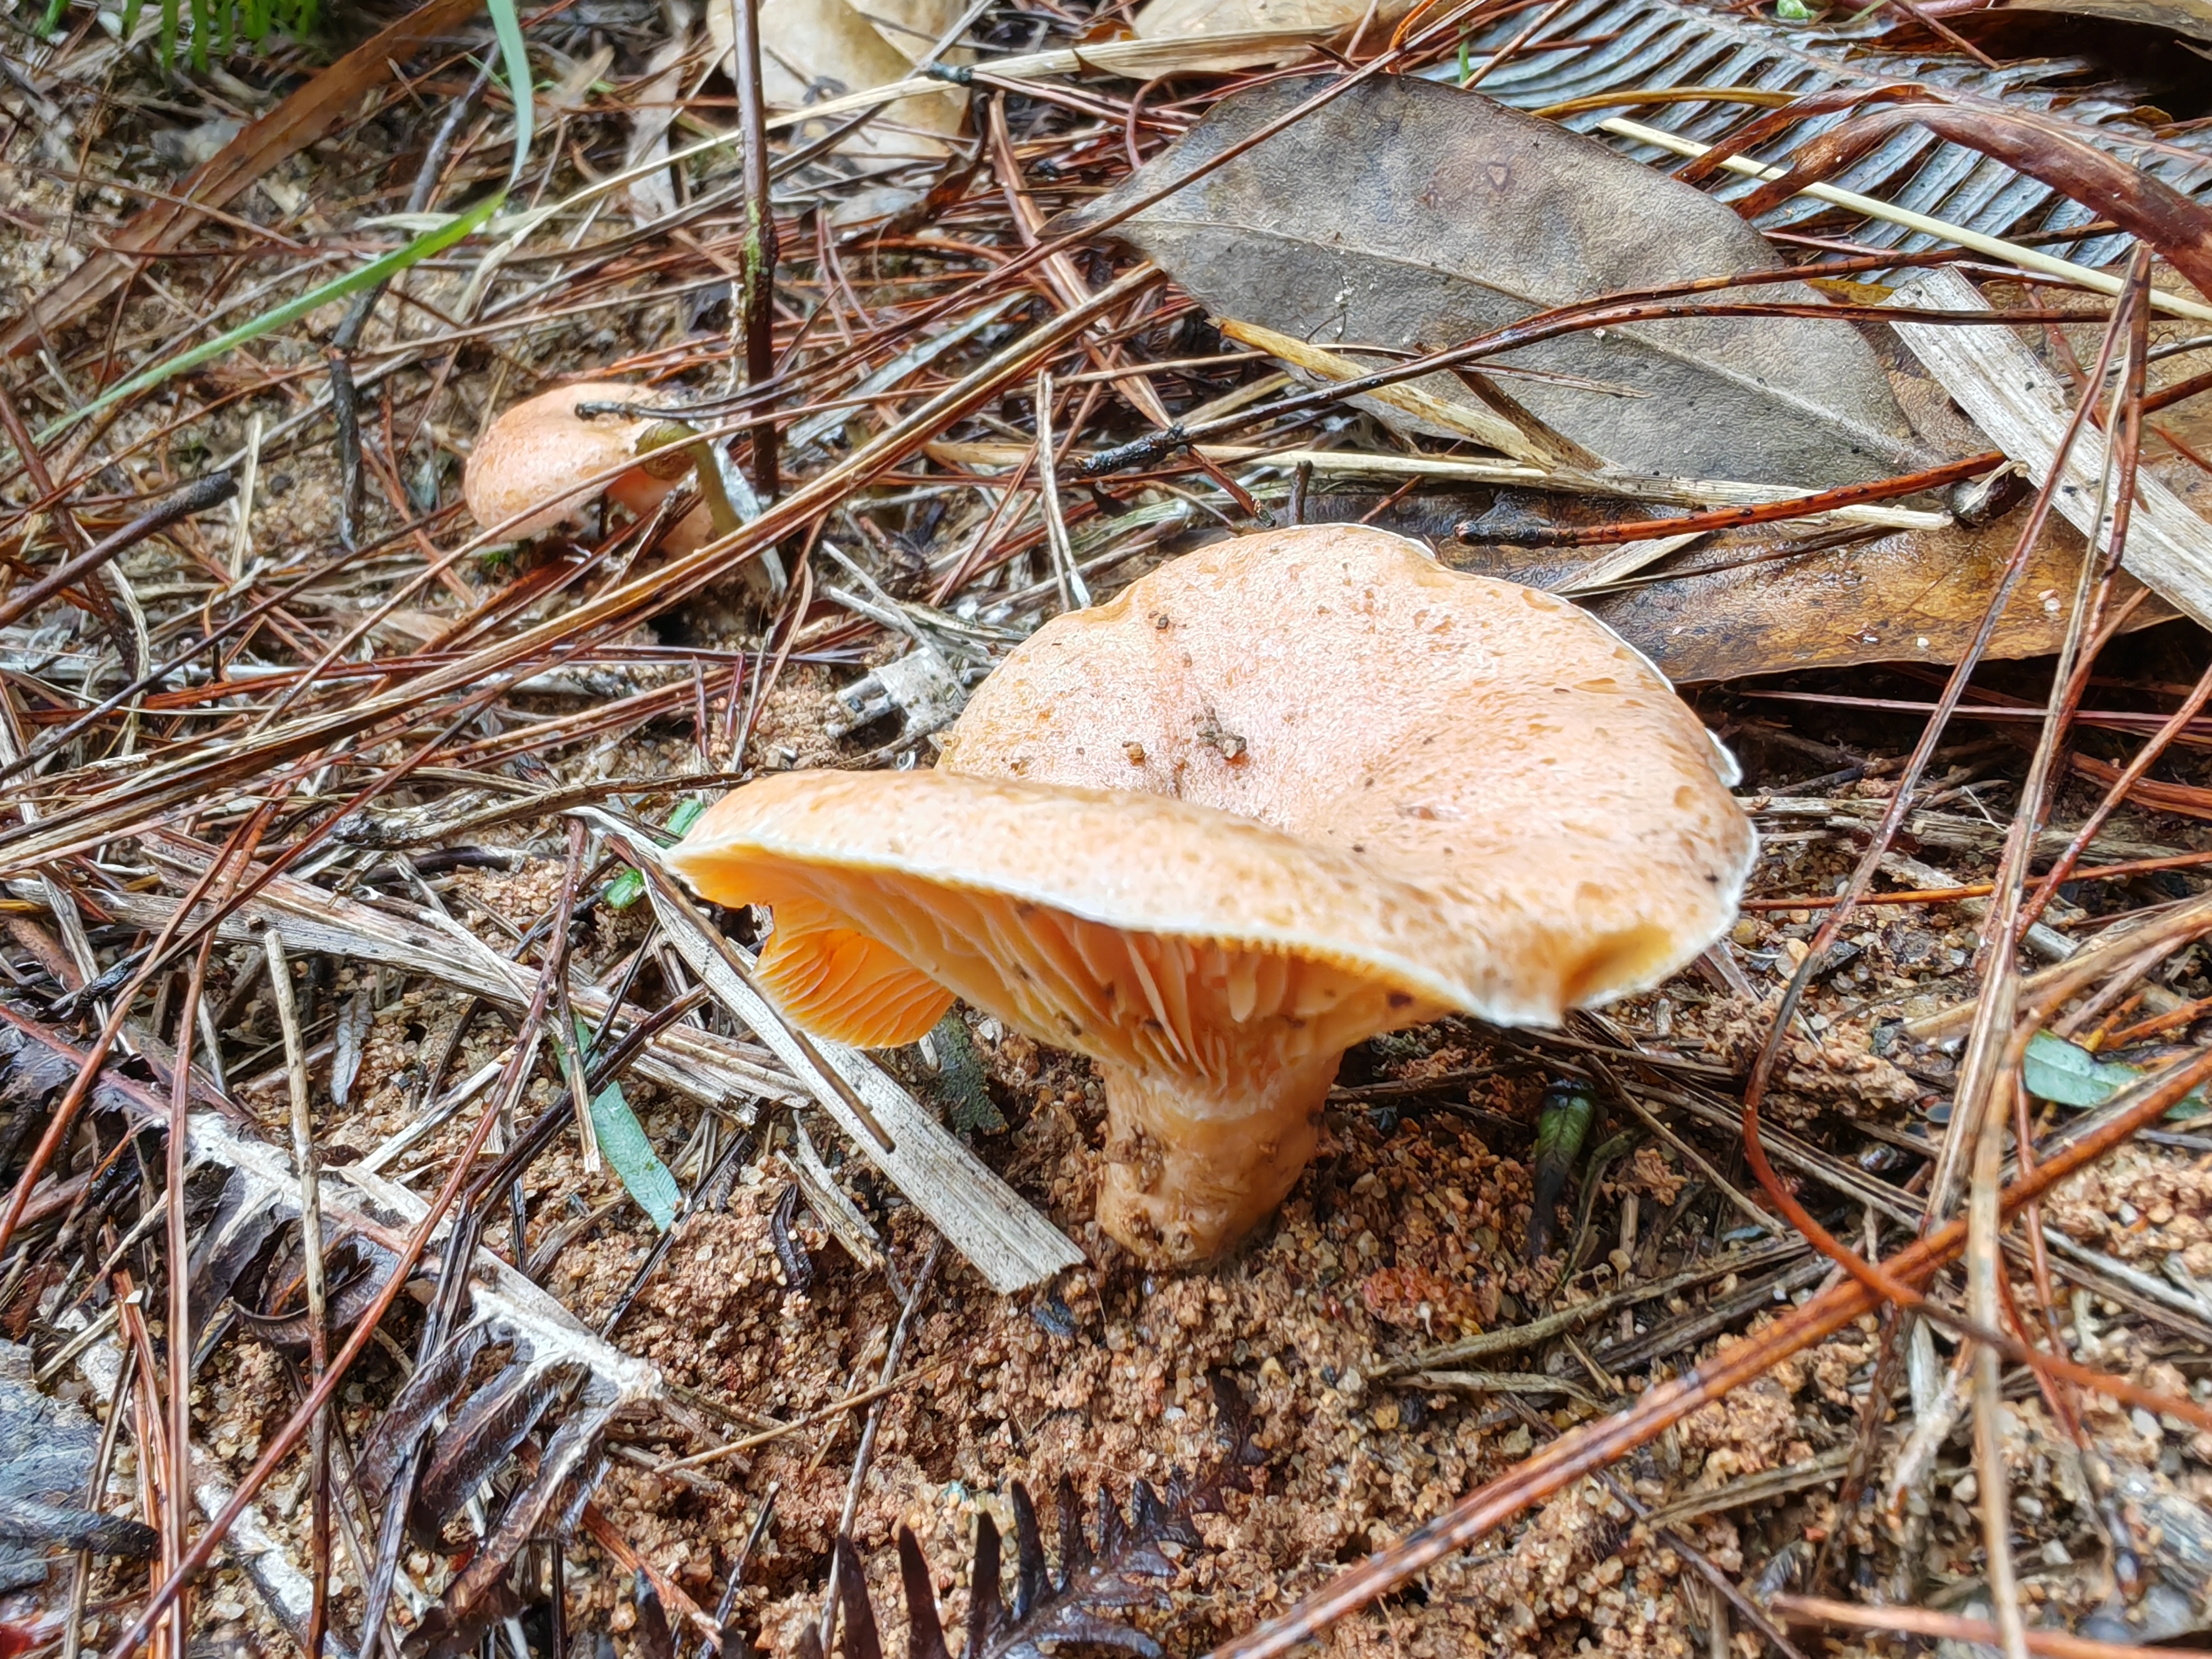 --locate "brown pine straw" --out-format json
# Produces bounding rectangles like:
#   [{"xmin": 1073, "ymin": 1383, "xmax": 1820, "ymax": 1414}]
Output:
[
  {"xmin": 1771, "ymin": 1593, "xmax": 2182, "ymax": 1659},
  {"xmin": 1474, "ymin": 448, "xmax": 2001, "ymax": 547},
  {"xmin": 1204, "ymin": 1042, "xmax": 2212, "ymax": 1659},
  {"xmin": 1743, "ymin": 846, "xmax": 2212, "ymax": 909},
  {"xmin": 1750, "ymin": 253, "xmax": 2154, "ymax": 1659}
]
